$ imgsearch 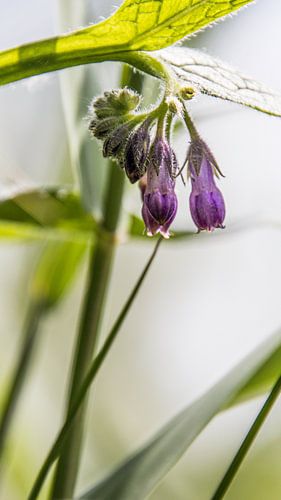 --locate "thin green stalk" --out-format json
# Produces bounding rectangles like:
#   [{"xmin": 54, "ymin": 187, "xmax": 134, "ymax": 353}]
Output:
[
  {"xmin": 0, "ymin": 303, "xmax": 44, "ymax": 463},
  {"xmin": 28, "ymin": 237, "xmax": 162, "ymax": 500},
  {"xmin": 182, "ymin": 105, "xmax": 199, "ymax": 139},
  {"xmin": 211, "ymin": 374, "xmax": 281, "ymax": 500},
  {"xmin": 50, "ymin": 67, "xmax": 144, "ymax": 498}
]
